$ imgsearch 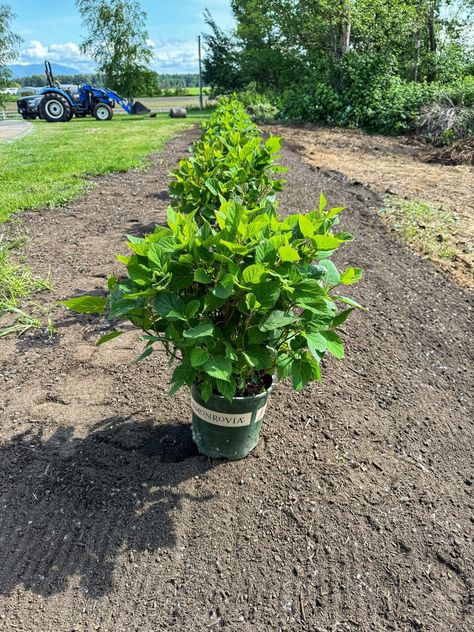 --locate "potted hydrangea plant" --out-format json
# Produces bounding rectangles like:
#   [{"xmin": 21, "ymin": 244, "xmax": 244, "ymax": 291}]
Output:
[
  {"xmin": 64, "ymin": 97, "xmax": 363, "ymax": 460},
  {"xmin": 64, "ymin": 194, "xmax": 362, "ymax": 459}
]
